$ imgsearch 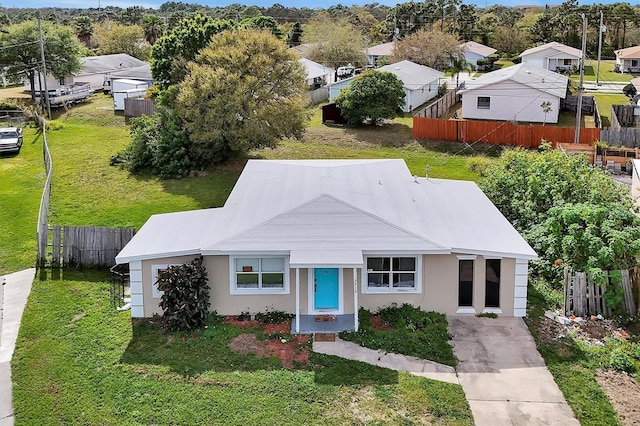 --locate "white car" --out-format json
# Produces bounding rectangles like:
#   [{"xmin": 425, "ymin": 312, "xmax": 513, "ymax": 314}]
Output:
[{"xmin": 0, "ymin": 127, "xmax": 23, "ymax": 154}]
